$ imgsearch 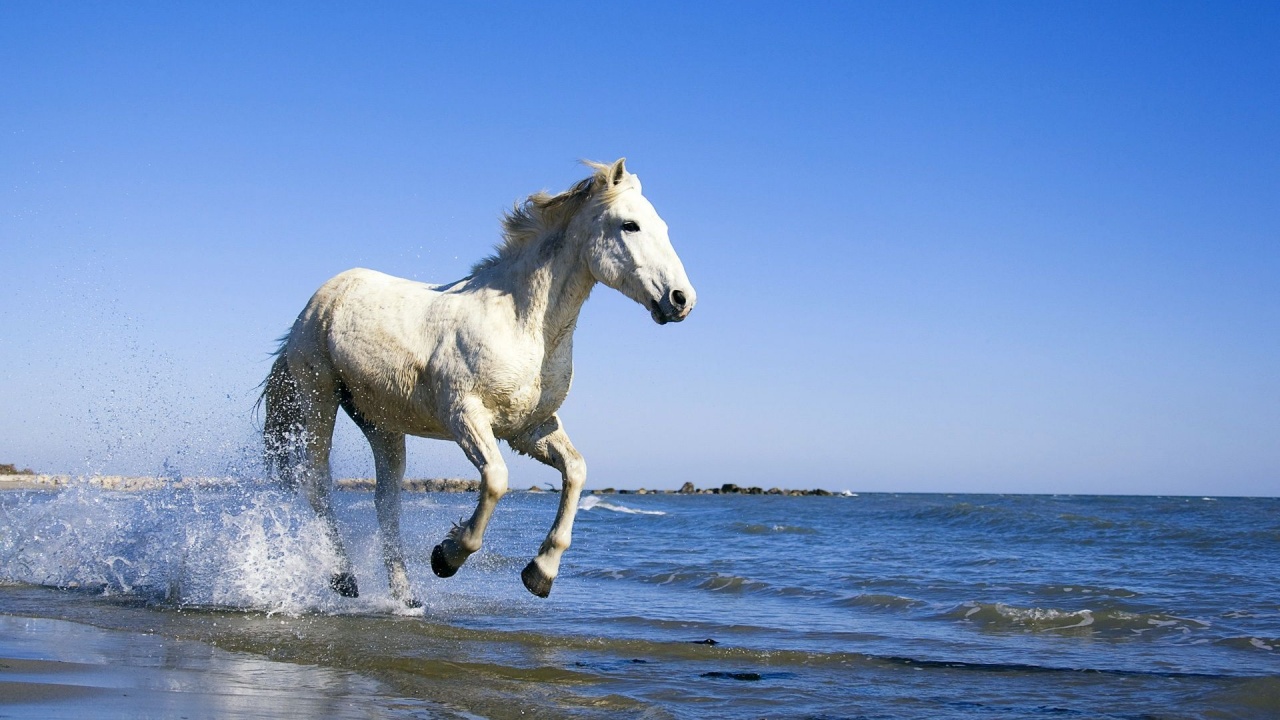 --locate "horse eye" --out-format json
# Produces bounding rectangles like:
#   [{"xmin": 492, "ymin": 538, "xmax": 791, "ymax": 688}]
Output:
[{"xmin": 621, "ymin": 220, "xmax": 640, "ymax": 233}]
